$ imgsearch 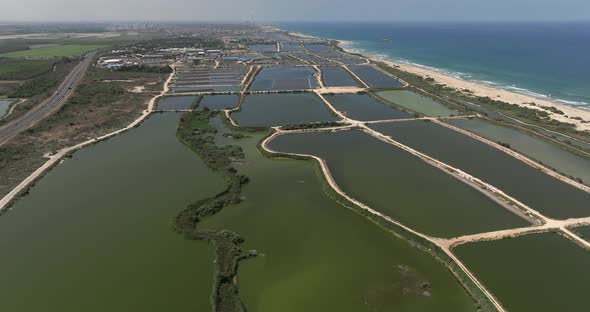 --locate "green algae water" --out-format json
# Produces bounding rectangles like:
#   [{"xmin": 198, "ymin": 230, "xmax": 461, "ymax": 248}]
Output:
[
  {"xmin": 371, "ymin": 121, "xmax": 590, "ymax": 219},
  {"xmin": 455, "ymin": 232, "xmax": 590, "ymax": 312},
  {"xmin": 201, "ymin": 124, "xmax": 479, "ymax": 312},
  {"xmin": 326, "ymin": 94, "xmax": 412, "ymax": 121},
  {"xmin": 448, "ymin": 118, "xmax": 590, "ymax": 184},
  {"xmin": 200, "ymin": 94, "xmax": 240, "ymax": 110},
  {"xmin": 269, "ymin": 130, "xmax": 527, "ymax": 237},
  {"xmin": 574, "ymin": 226, "xmax": 590, "ymax": 242},
  {"xmin": 0, "ymin": 113, "xmax": 225, "ymax": 311},
  {"xmin": 376, "ymin": 90, "xmax": 457, "ymax": 117},
  {"xmin": 232, "ymin": 94, "xmax": 337, "ymax": 127},
  {"xmin": 157, "ymin": 95, "xmax": 198, "ymax": 110}
]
